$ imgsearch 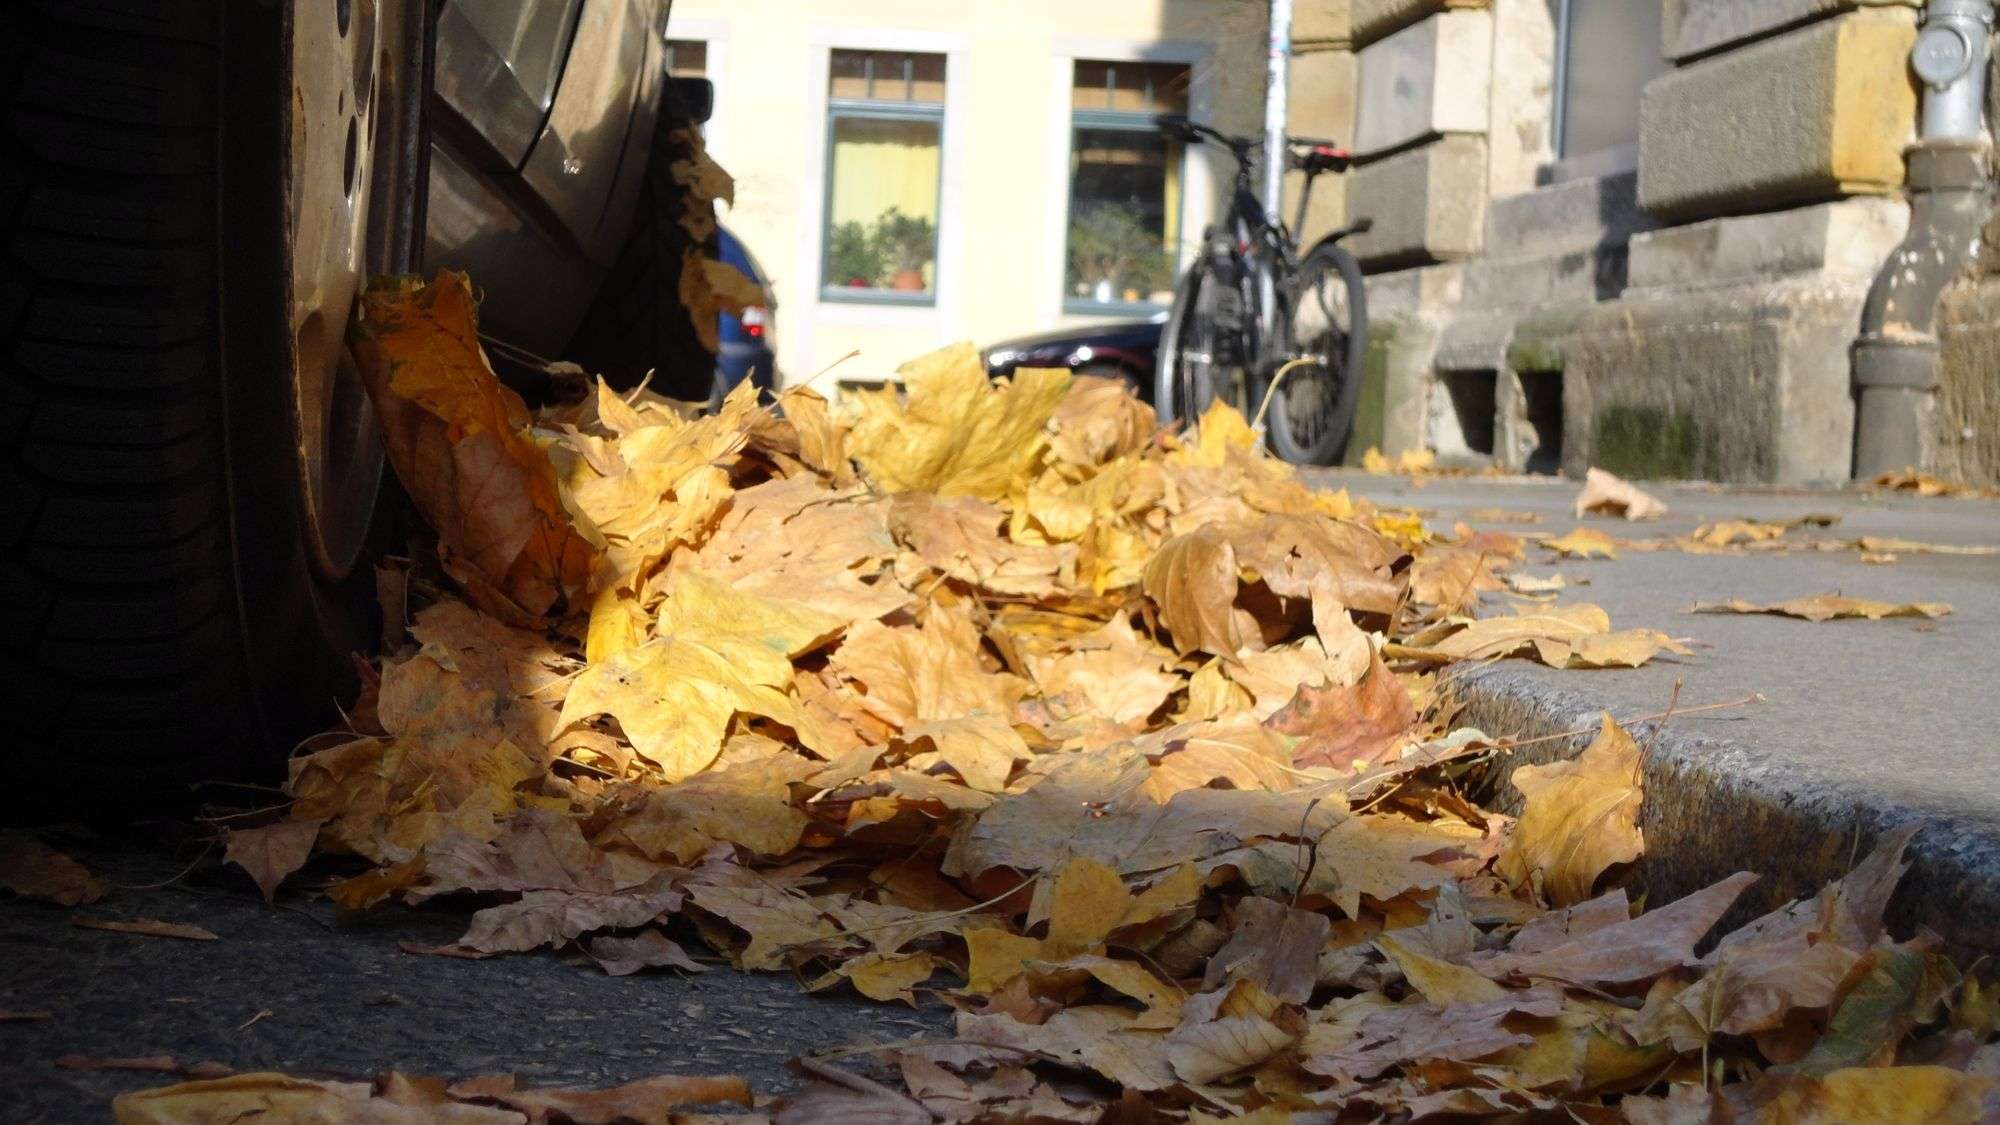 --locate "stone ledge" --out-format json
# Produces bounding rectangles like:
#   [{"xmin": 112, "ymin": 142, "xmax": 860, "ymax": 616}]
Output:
[
  {"xmin": 1565, "ymin": 277, "xmax": 1869, "ymax": 483},
  {"xmin": 1293, "ymin": 0, "xmax": 1353, "ymax": 49},
  {"xmin": 1451, "ymin": 664, "xmax": 2000, "ymax": 960},
  {"xmin": 1487, "ymin": 171, "xmax": 1650, "ymax": 258},
  {"xmin": 1637, "ymin": 8, "xmax": 1917, "ymax": 218},
  {"xmin": 1461, "ymin": 246, "xmax": 1625, "ymax": 311},
  {"xmin": 1664, "ymin": 0, "xmax": 1920, "ymax": 62},
  {"xmin": 1354, "ymin": 9, "xmax": 1492, "ymax": 157},
  {"xmin": 1627, "ymin": 197, "xmax": 1908, "ymax": 292},
  {"xmin": 1360, "ymin": 262, "xmax": 1464, "ymax": 318},
  {"xmin": 1351, "ymin": 0, "xmax": 1488, "ymax": 48},
  {"xmin": 1346, "ymin": 135, "xmax": 1488, "ymax": 267}
]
